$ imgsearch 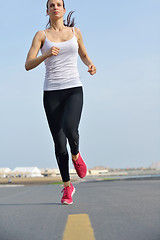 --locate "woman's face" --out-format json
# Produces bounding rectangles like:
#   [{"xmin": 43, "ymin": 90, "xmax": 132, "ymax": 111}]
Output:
[{"xmin": 47, "ymin": 0, "xmax": 66, "ymax": 20}]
